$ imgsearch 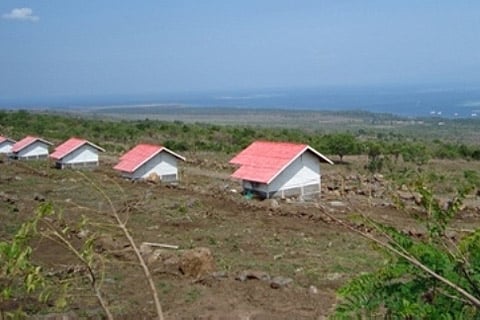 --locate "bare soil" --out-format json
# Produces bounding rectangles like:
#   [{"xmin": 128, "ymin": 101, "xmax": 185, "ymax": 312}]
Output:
[{"xmin": 1, "ymin": 154, "xmax": 480, "ymax": 319}]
